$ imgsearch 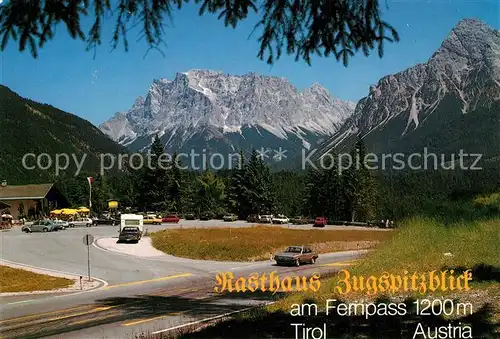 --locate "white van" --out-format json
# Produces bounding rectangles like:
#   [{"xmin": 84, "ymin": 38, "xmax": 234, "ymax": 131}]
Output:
[
  {"xmin": 120, "ymin": 214, "xmax": 143, "ymax": 232},
  {"xmin": 119, "ymin": 214, "xmax": 144, "ymax": 243}
]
